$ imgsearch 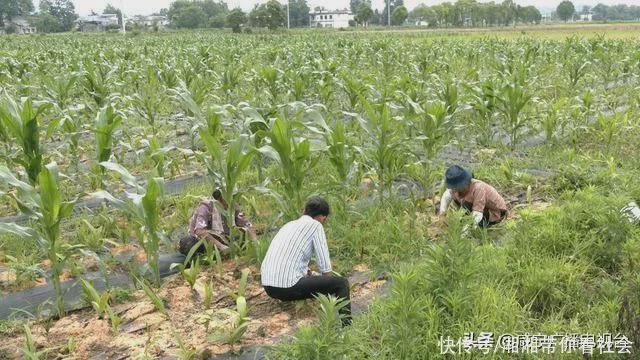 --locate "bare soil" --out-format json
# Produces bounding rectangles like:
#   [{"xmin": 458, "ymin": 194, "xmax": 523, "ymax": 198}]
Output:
[{"xmin": 0, "ymin": 260, "xmax": 388, "ymax": 359}]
